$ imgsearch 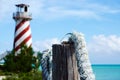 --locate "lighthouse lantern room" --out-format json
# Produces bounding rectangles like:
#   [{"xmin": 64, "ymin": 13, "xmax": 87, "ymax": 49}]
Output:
[
  {"xmin": 13, "ymin": 4, "xmax": 32, "ymax": 53},
  {"xmin": 13, "ymin": 4, "xmax": 32, "ymax": 20}
]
